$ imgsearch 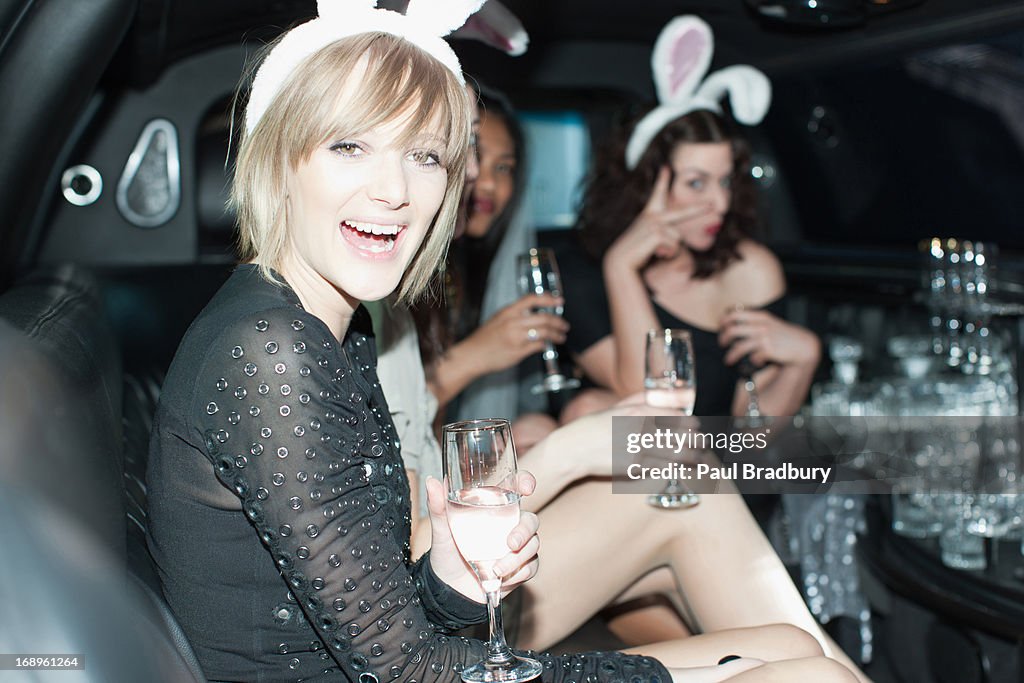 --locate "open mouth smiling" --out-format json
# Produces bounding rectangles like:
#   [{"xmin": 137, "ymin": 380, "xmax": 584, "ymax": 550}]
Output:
[{"xmin": 340, "ymin": 220, "xmax": 407, "ymax": 256}]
